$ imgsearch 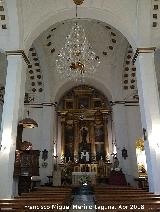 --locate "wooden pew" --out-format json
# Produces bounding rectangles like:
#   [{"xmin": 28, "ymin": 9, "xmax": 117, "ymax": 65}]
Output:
[
  {"xmin": 0, "ymin": 187, "xmax": 72, "ymax": 211},
  {"xmin": 94, "ymin": 186, "xmax": 160, "ymax": 211},
  {"xmin": 95, "ymin": 201, "xmax": 160, "ymax": 212},
  {"xmin": 0, "ymin": 198, "xmax": 70, "ymax": 211}
]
